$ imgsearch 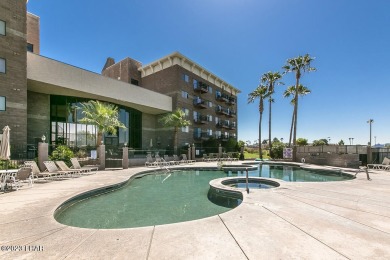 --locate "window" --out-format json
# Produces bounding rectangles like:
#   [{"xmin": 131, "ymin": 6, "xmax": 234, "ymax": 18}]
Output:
[
  {"xmin": 27, "ymin": 43, "xmax": 34, "ymax": 52},
  {"xmin": 0, "ymin": 20, "xmax": 5, "ymax": 36},
  {"xmin": 207, "ymin": 115, "xmax": 212, "ymax": 122},
  {"xmin": 0, "ymin": 58, "xmax": 5, "ymax": 73},
  {"xmin": 215, "ymin": 117, "xmax": 220, "ymax": 124},
  {"xmin": 131, "ymin": 78, "xmax": 139, "ymax": 86},
  {"xmin": 193, "ymin": 79, "xmax": 198, "ymax": 88},
  {"xmin": 181, "ymin": 91, "xmax": 188, "ymax": 99},
  {"xmin": 181, "ymin": 126, "xmax": 189, "ymax": 133},
  {"xmin": 182, "ymin": 74, "xmax": 189, "ymax": 82},
  {"xmin": 208, "ymin": 101, "xmax": 213, "ymax": 108},
  {"xmin": 0, "ymin": 96, "xmax": 5, "ymax": 111},
  {"xmin": 182, "ymin": 108, "xmax": 189, "ymax": 117},
  {"xmin": 208, "ymin": 86, "xmax": 213, "ymax": 94},
  {"xmin": 193, "ymin": 111, "xmax": 198, "ymax": 120}
]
